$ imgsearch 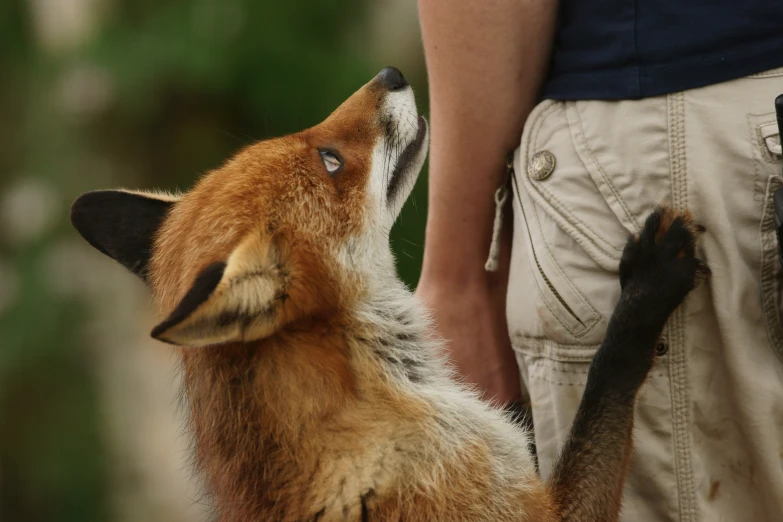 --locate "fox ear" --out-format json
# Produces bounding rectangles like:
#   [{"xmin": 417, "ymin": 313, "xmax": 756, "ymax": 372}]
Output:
[
  {"xmin": 70, "ymin": 190, "xmax": 176, "ymax": 282},
  {"xmin": 151, "ymin": 234, "xmax": 289, "ymax": 347}
]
